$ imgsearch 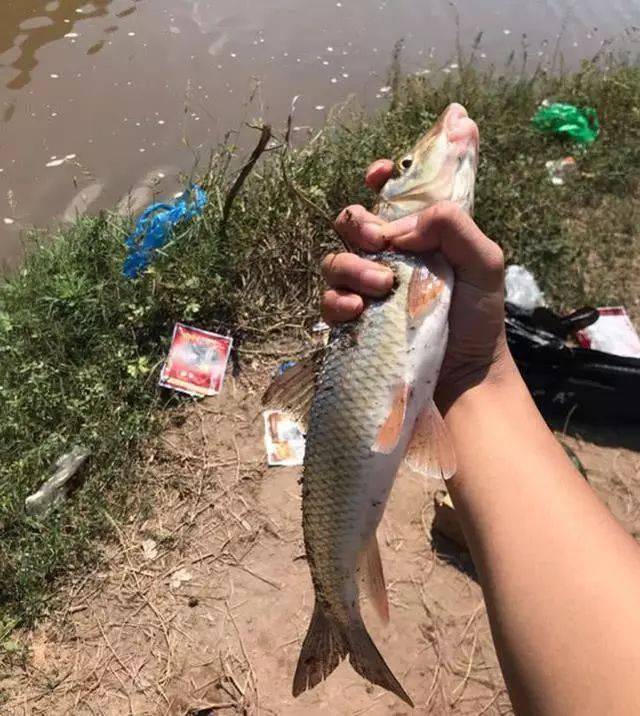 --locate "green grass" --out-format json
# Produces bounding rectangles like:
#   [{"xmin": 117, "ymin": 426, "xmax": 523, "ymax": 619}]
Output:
[{"xmin": 1, "ymin": 59, "xmax": 640, "ymax": 633}]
